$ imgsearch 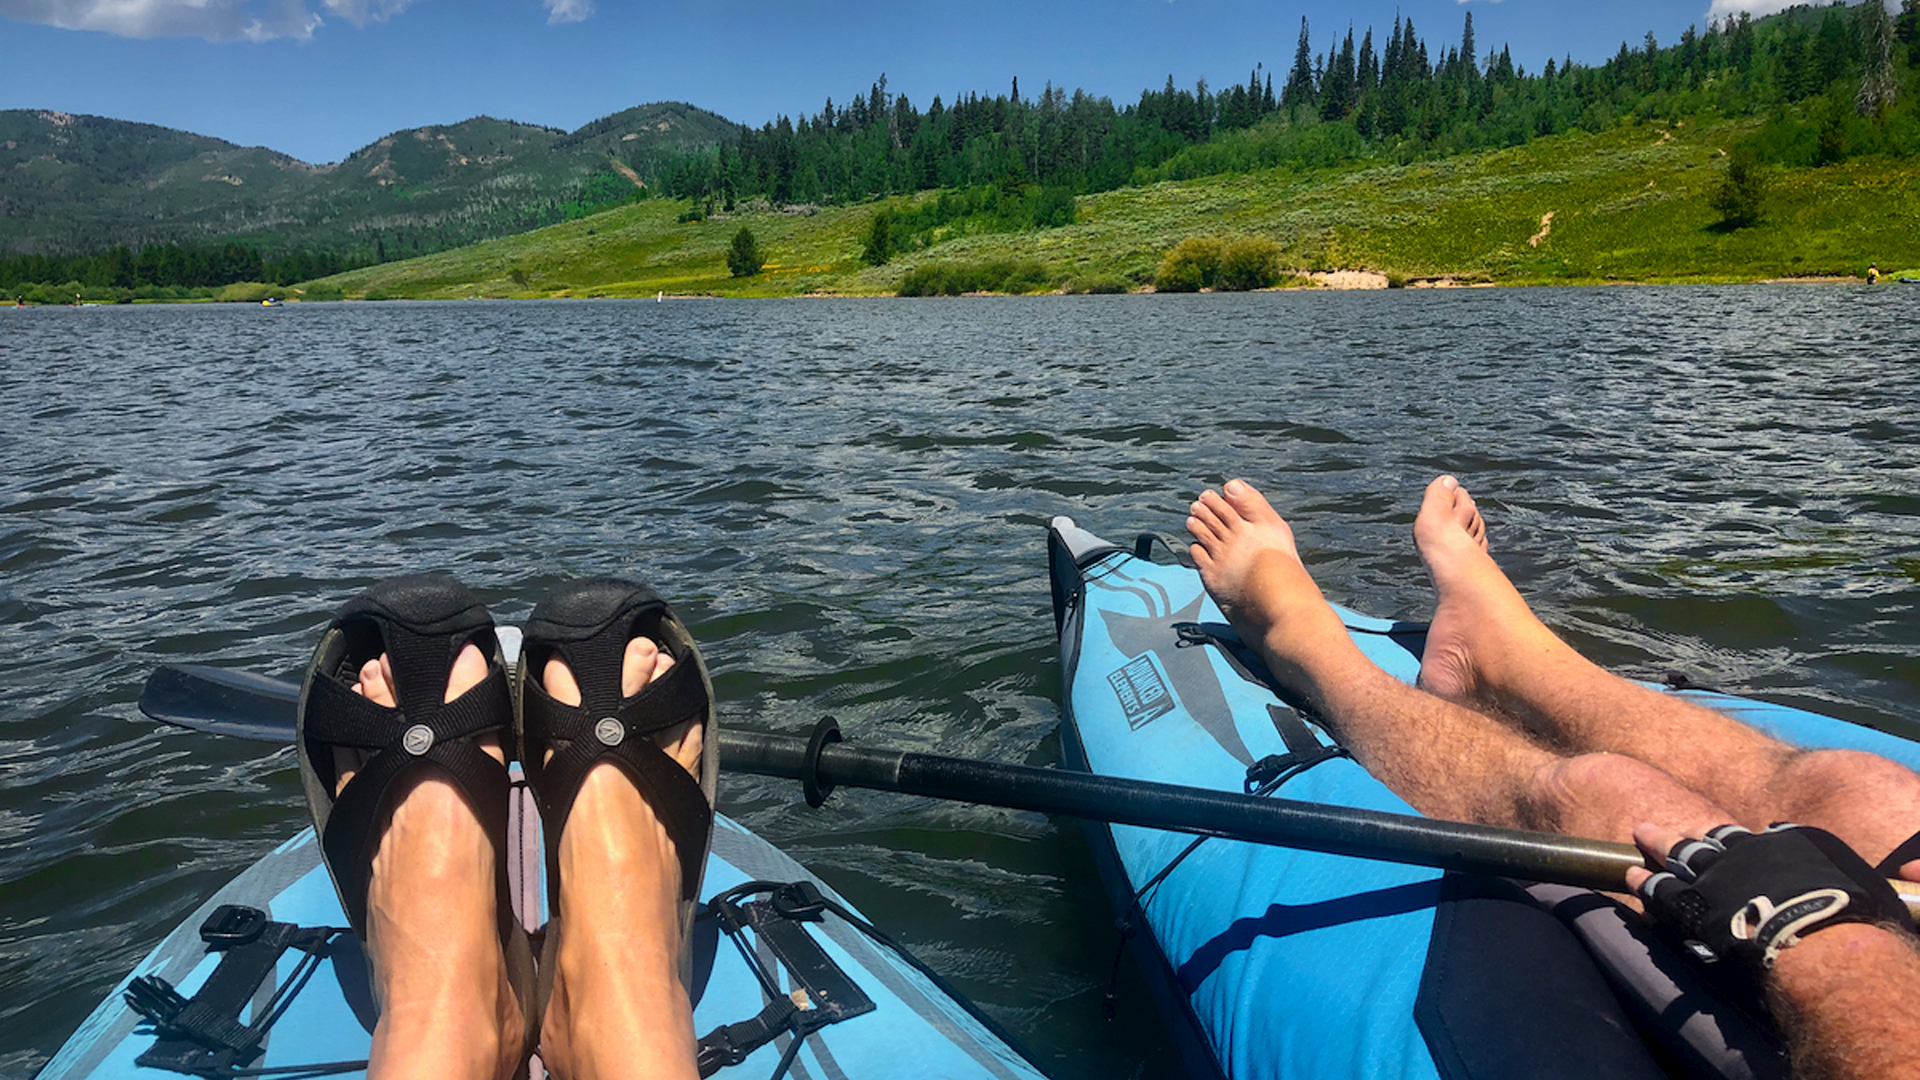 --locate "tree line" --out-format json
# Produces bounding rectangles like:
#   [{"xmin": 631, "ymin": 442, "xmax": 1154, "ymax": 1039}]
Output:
[
  {"xmin": 651, "ymin": 1, "xmax": 1918, "ymax": 209},
  {"xmin": 1, "ymin": 242, "xmax": 363, "ymax": 297},
  {"xmin": 8, "ymin": 0, "xmax": 1917, "ymax": 293}
]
